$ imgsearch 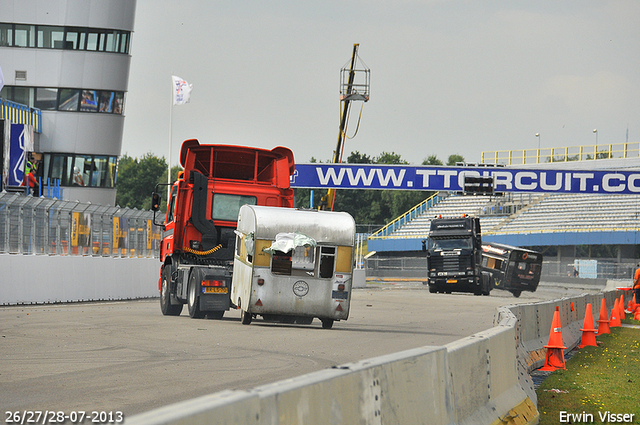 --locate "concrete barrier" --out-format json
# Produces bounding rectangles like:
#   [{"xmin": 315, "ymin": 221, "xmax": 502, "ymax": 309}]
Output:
[
  {"xmin": 0, "ymin": 254, "xmax": 159, "ymax": 305},
  {"xmin": 7, "ymin": 261, "xmax": 623, "ymax": 425},
  {"xmin": 126, "ymin": 286, "xmax": 630, "ymax": 425}
]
